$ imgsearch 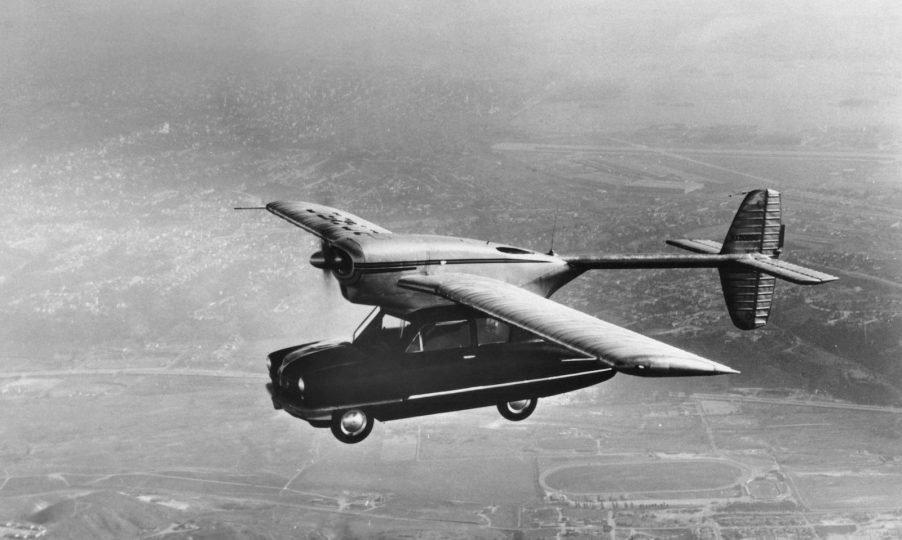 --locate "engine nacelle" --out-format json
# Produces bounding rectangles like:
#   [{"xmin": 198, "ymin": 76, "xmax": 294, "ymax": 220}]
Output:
[{"xmin": 309, "ymin": 246, "xmax": 354, "ymax": 278}]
